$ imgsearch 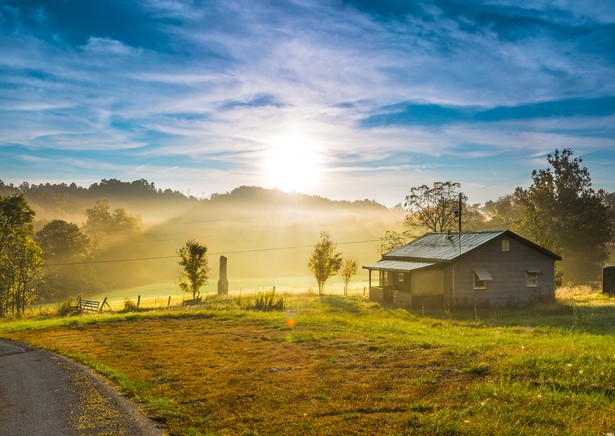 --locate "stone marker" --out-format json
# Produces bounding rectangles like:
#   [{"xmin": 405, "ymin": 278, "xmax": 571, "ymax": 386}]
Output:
[{"xmin": 218, "ymin": 255, "xmax": 229, "ymax": 295}]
